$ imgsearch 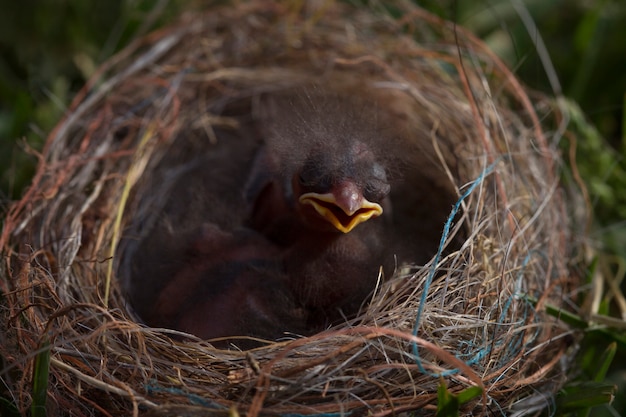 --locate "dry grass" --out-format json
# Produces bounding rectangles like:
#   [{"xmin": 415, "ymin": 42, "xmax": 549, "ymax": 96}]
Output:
[{"xmin": 0, "ymin": 1, "xmax": 586, "ymax": 416}]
